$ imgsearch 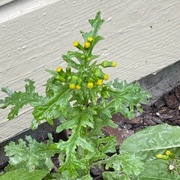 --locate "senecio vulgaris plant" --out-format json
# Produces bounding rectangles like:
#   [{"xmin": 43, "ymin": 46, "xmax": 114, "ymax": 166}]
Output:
[{"xmin": 2, "ymin": 11, "xmax": 178, "ymax": 180}]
